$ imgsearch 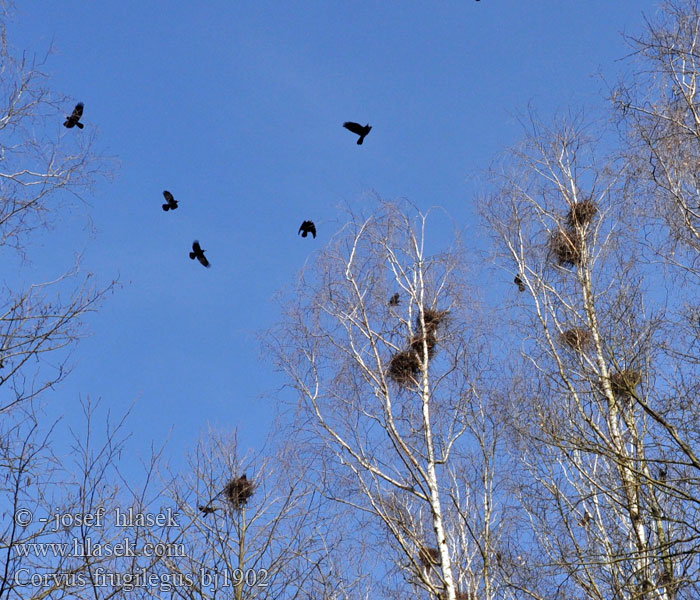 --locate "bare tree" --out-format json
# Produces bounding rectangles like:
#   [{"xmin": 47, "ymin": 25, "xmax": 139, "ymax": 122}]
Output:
[
  {"xmin": 136, "ymin": 428, "xmax": 365, "ymax": 600},
  {"xmin": 0, "ymin": 8, "xmax": 113, "ymax": 415},
  {"xmin": 481, "ymin": 105, "xmax": 699, "ymax": 599},
  {"xmin": 270, "ymin": 202, "xmax": 513, "ymax": 600},
  {"xmin": 0, "ymin": 9, "xmax": 145, "ymax": 599},
  {"xmin": 0, "ymin": 398, "xmax": 162, "ymax": 600}
]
